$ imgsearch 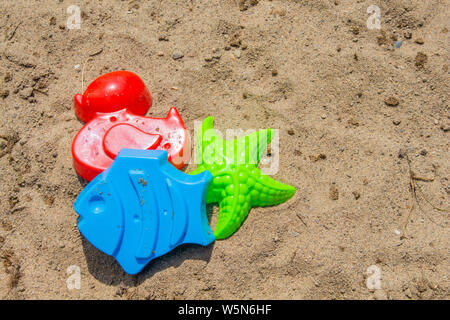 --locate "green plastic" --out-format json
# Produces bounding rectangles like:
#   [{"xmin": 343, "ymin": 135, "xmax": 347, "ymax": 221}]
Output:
[{"xmin": 190, "ymin": 117, "xmax": 296, "ymax": 239}]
